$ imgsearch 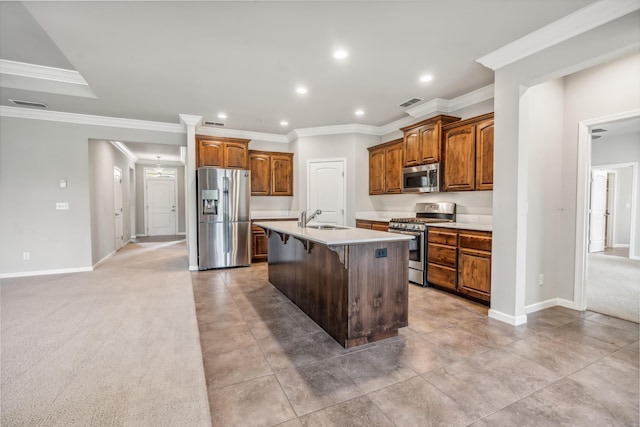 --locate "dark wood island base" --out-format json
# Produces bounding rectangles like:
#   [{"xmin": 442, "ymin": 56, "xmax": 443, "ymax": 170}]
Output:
[{"xmin": 265, "ymin": 229, "xmax": 409, "ymax": 349}]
